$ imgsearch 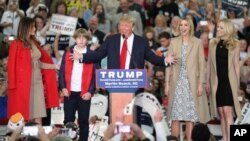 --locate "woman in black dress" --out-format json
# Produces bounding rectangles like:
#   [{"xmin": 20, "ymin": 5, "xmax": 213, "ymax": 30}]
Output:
[{"xmin": 206, "ymin": 19, "xmax": 241, "ymax": 141}]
